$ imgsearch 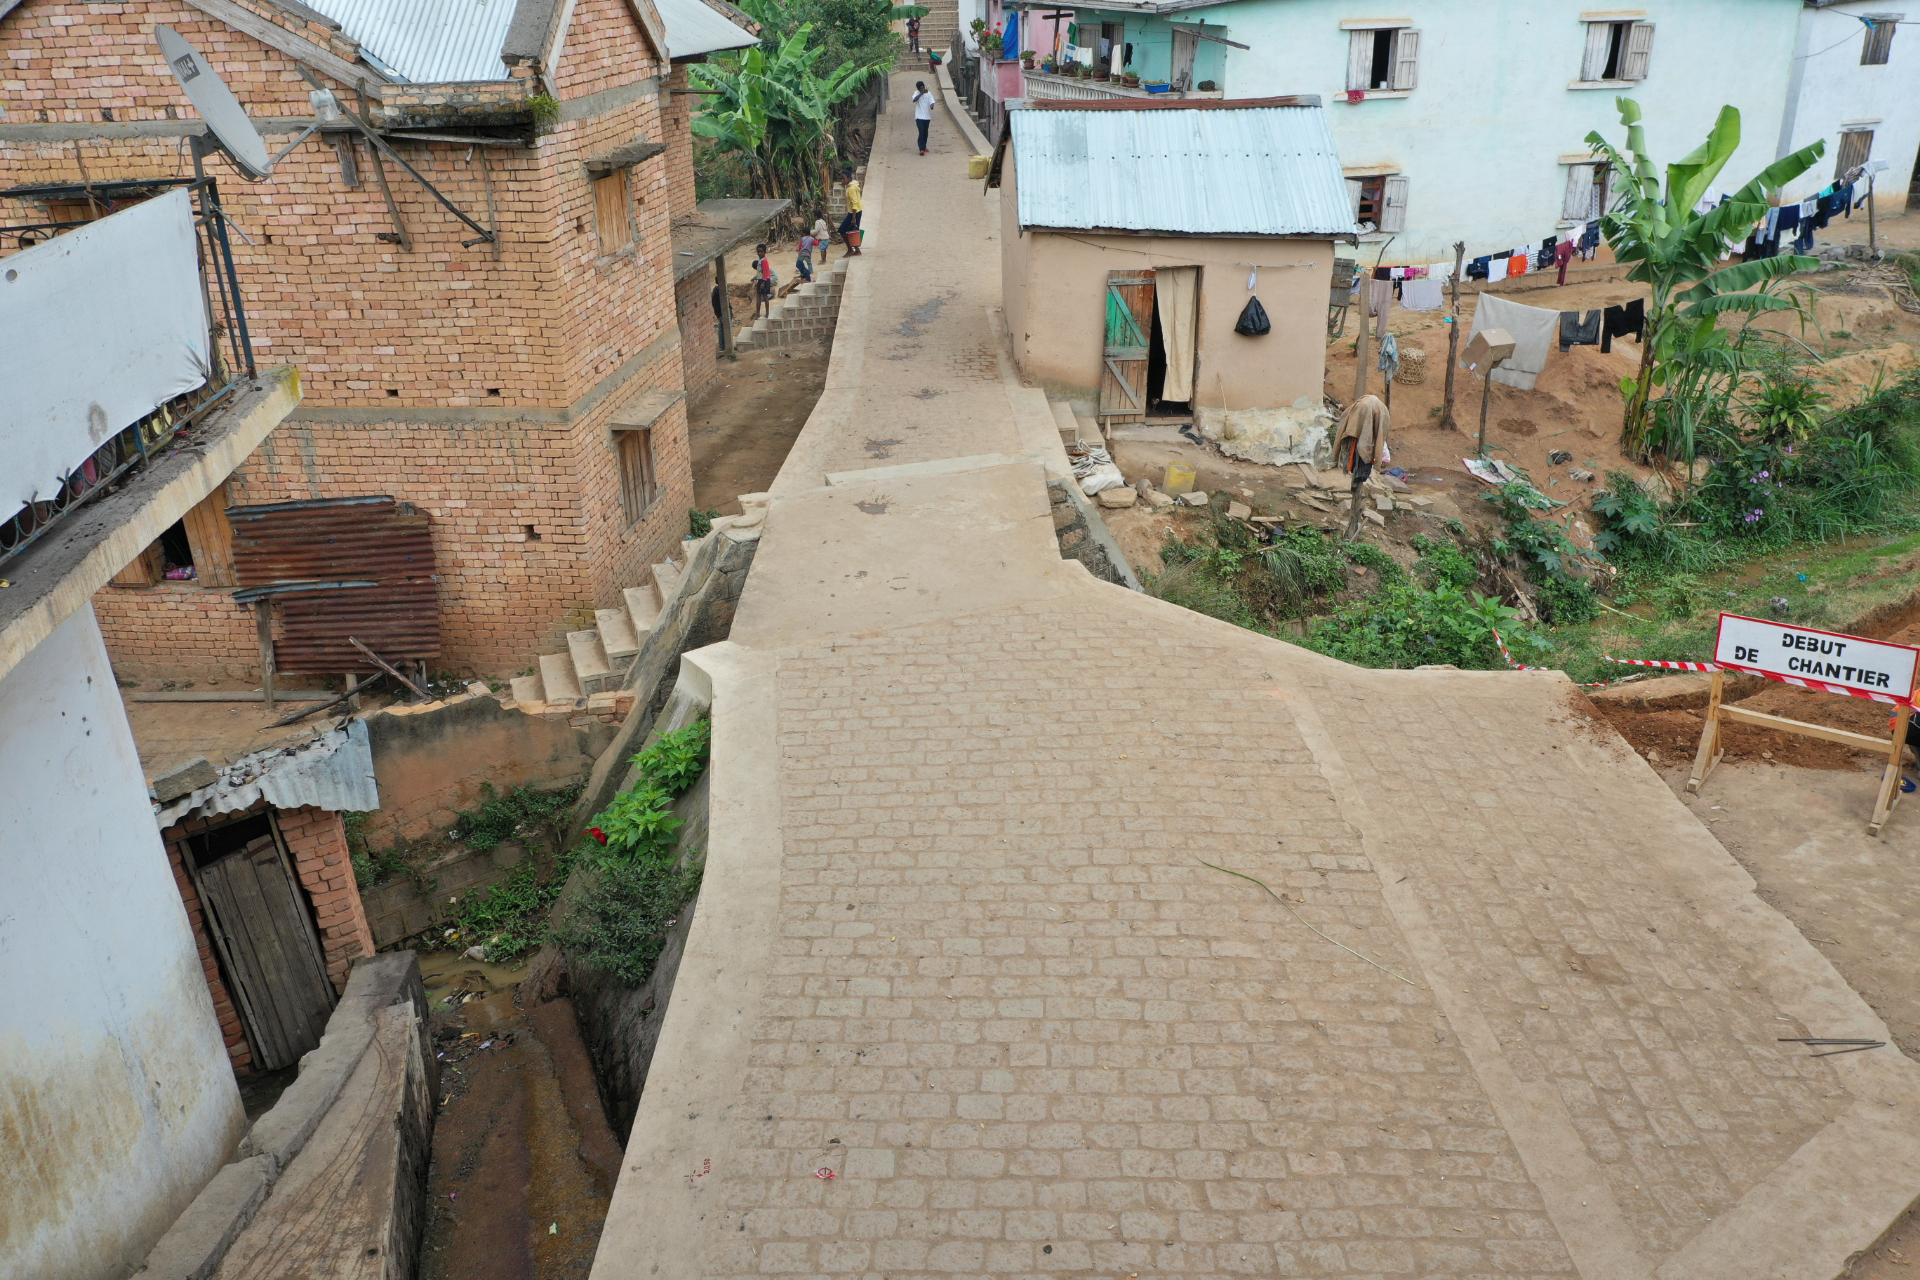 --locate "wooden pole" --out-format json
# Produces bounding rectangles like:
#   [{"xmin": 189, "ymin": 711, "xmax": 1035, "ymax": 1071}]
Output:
[
  {"xmin": 1441, "ymin": 240, "xmax": 1464, "ymax": 429},
  {"xmin": 361, "ymin": 82, "xmax": 411, "ymax": 252},
  {"xmin": 1870, "ymin": 702, "xmax": 1911, "ymax": 834},
  {"xmin": 348, "ymin": 636, "xmax": 429, "ymax": 701},
  {"xmin": 1687, "ymin": 670, "xmax": 1726, "ymax": 794},
  {"xmin": 254, "ymin": 601, "xmax": 276, "ymax": 711},
  {"xmin": 715, "ymin": 255, "xmax": 737, "ymax": 361},
  {"xmin": 479, "ymin": 151, "xmax": 501, "ymax": 262},
  {"xmin": 1868, "ymin": 172, "xmax": 1878, "ymax": 259},
  {"xmin": 1476, "ymin": 359, "xmax": 1502, "ymax": 458},
  {"xmin": 1352, "ymin": 278, "xmax": 1370, "ymax": 401}
]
